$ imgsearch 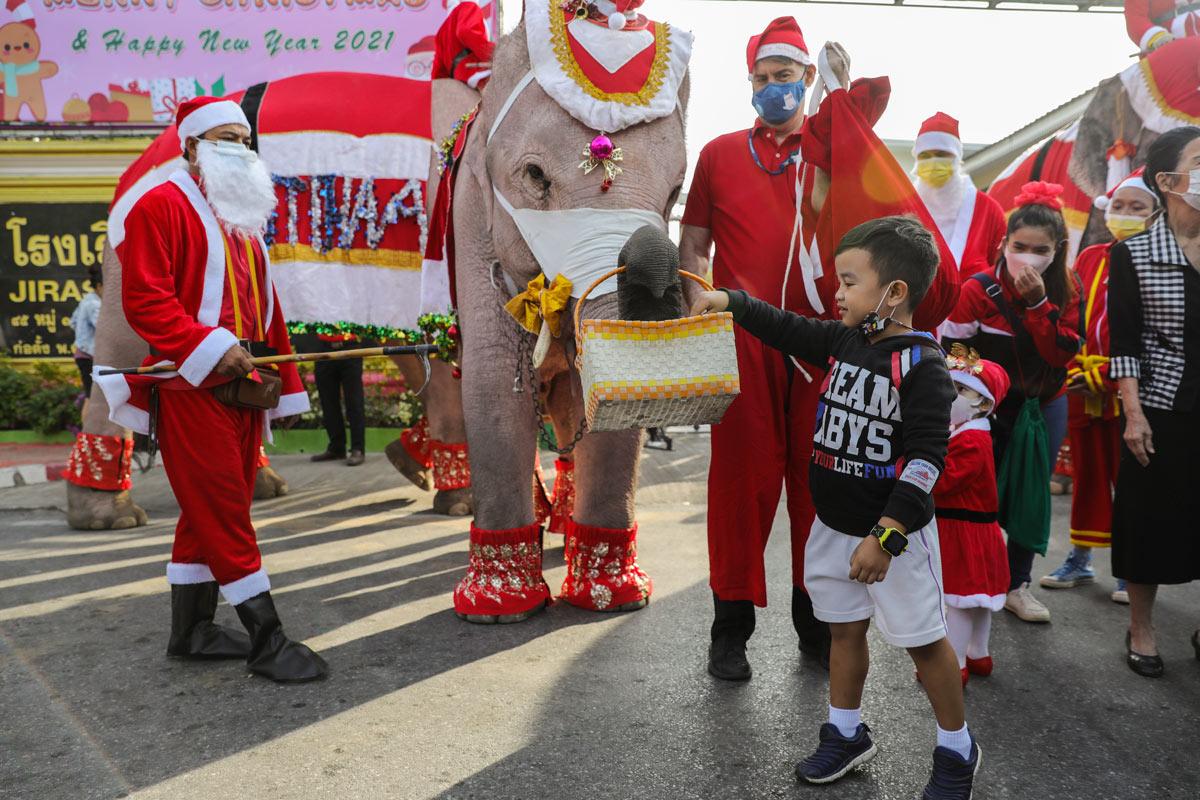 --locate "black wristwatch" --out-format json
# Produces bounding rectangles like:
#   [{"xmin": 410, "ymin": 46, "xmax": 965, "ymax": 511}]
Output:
[{"xmin": 870, "ymin": 525, "xmax": 908, "ymax": 557}]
